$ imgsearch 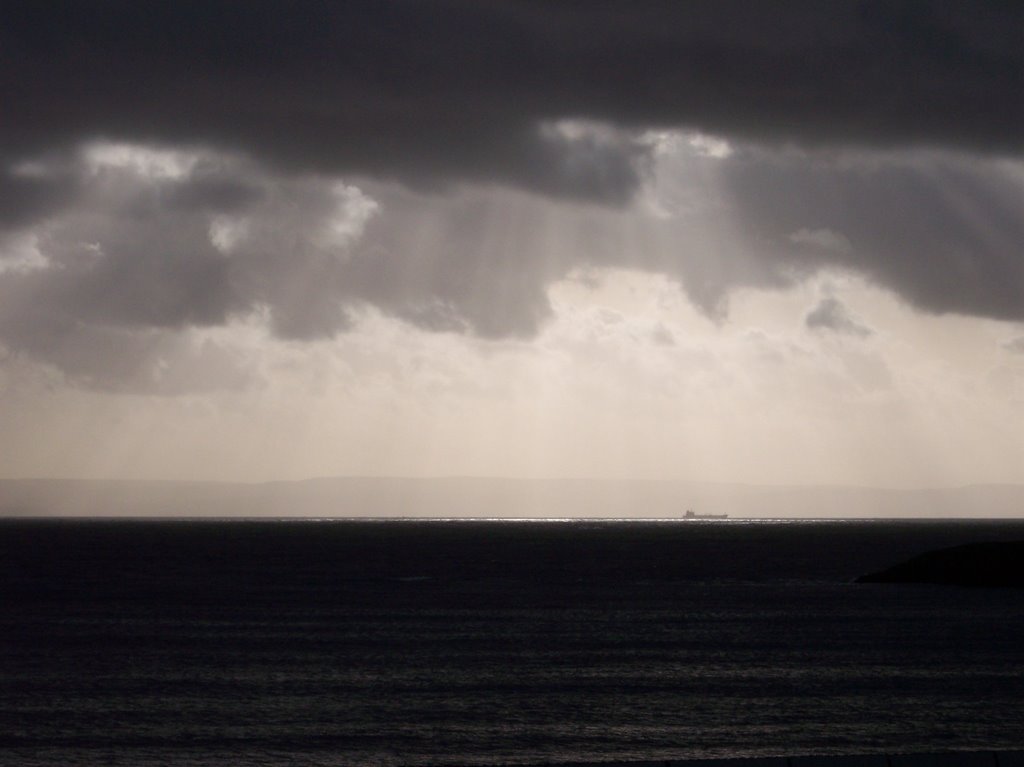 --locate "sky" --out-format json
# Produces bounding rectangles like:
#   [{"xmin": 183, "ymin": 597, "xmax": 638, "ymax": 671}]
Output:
[{"xmin": 0, "ymin": 1, "xmax": 1022, "ymax": 488}]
